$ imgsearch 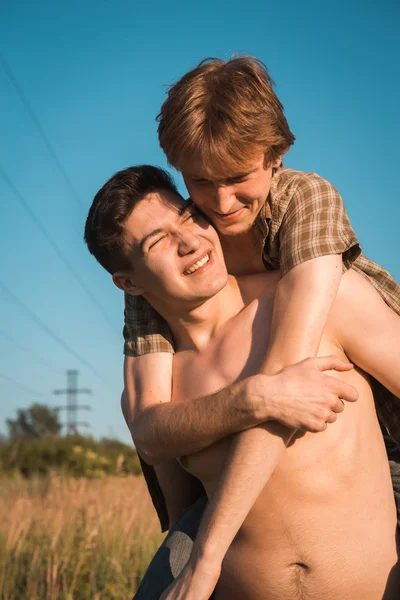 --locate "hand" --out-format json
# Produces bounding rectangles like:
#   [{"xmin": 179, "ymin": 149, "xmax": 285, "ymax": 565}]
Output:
[
  {"xmin": 160, "ymin": 559, "xmax": 220, "ymax": 600},
  {"xmin": 250, "ymin": 356, "xmax": 359, "ymax": 432}
]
